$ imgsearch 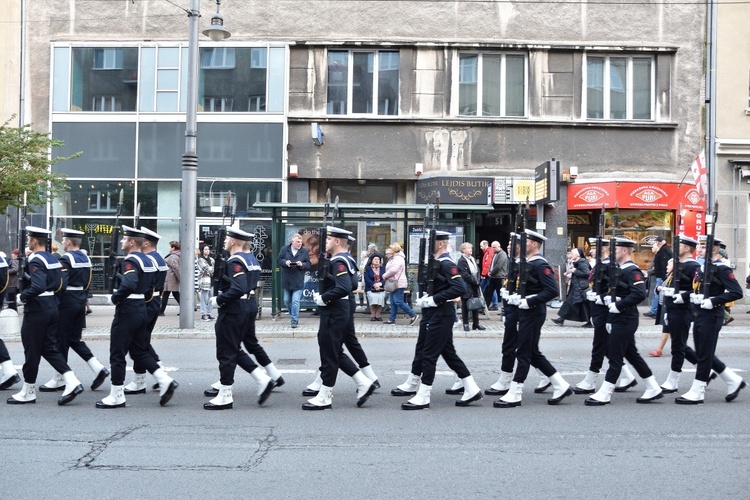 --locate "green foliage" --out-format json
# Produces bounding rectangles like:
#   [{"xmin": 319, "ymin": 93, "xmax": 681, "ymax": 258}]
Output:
[{"xmin": 0, "ymin": 116, "xmax": 80, "ymax": 214}]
